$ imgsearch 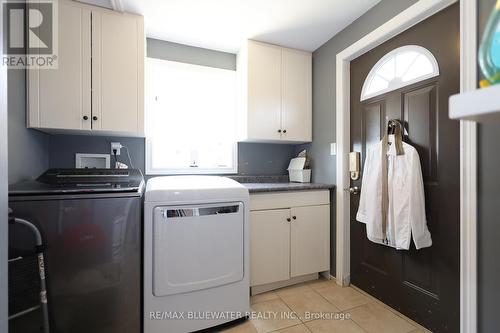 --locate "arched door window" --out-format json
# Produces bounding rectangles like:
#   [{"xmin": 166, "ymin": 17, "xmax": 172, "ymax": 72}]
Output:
[{"xmin": 360, "ymin": 45, "xmax": 439, "ymax": 101}]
